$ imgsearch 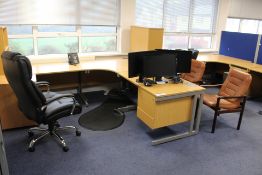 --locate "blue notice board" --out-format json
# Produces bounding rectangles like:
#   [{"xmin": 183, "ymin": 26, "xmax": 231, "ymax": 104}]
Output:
[{"xmin": 219, "ymin": 31, "xmax": 258, "ymax": 62}]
